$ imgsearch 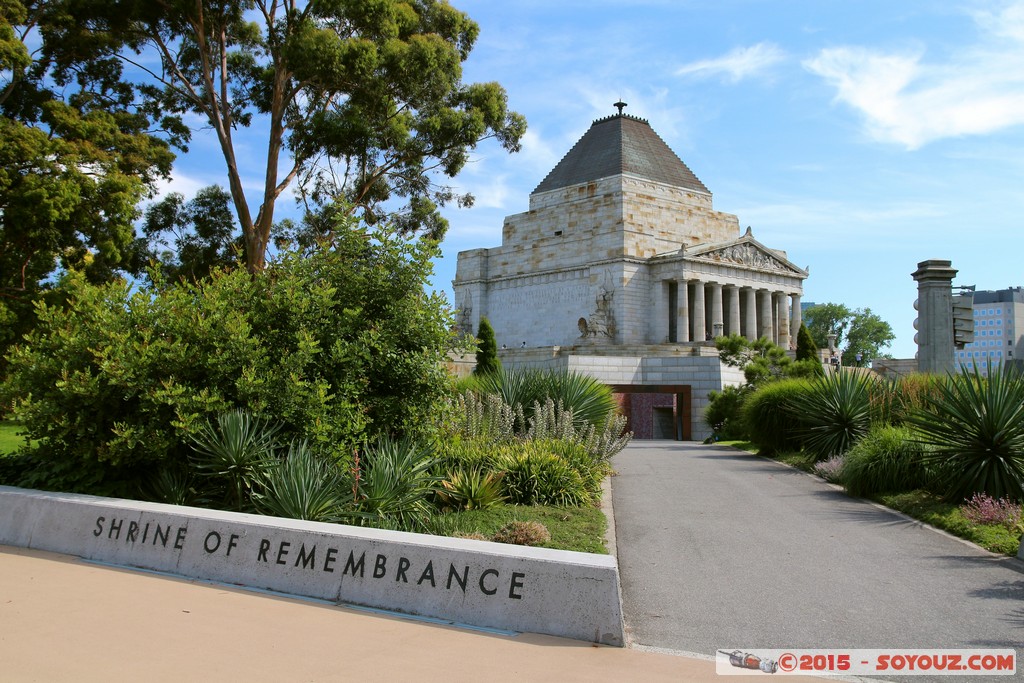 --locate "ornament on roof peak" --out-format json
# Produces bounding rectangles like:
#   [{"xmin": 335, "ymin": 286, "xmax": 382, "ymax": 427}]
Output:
[{"xmin": 614, "ymin": 101, "xmax": 627, "ymax": 115}]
